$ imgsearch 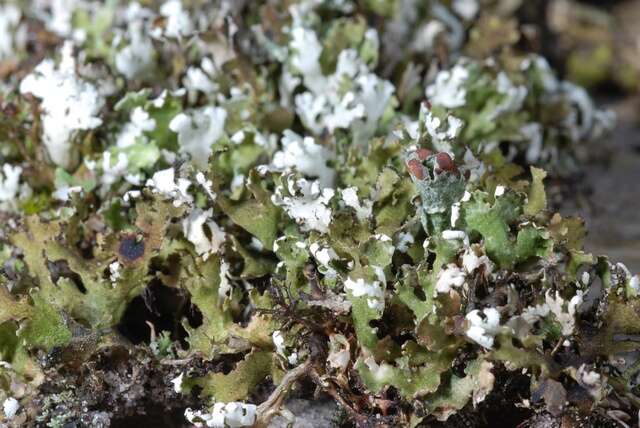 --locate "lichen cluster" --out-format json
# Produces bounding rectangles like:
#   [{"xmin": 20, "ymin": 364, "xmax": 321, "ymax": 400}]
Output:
[{"xmin": 0, "ymin": 1, "xmax": 638, "ymax": 427}]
